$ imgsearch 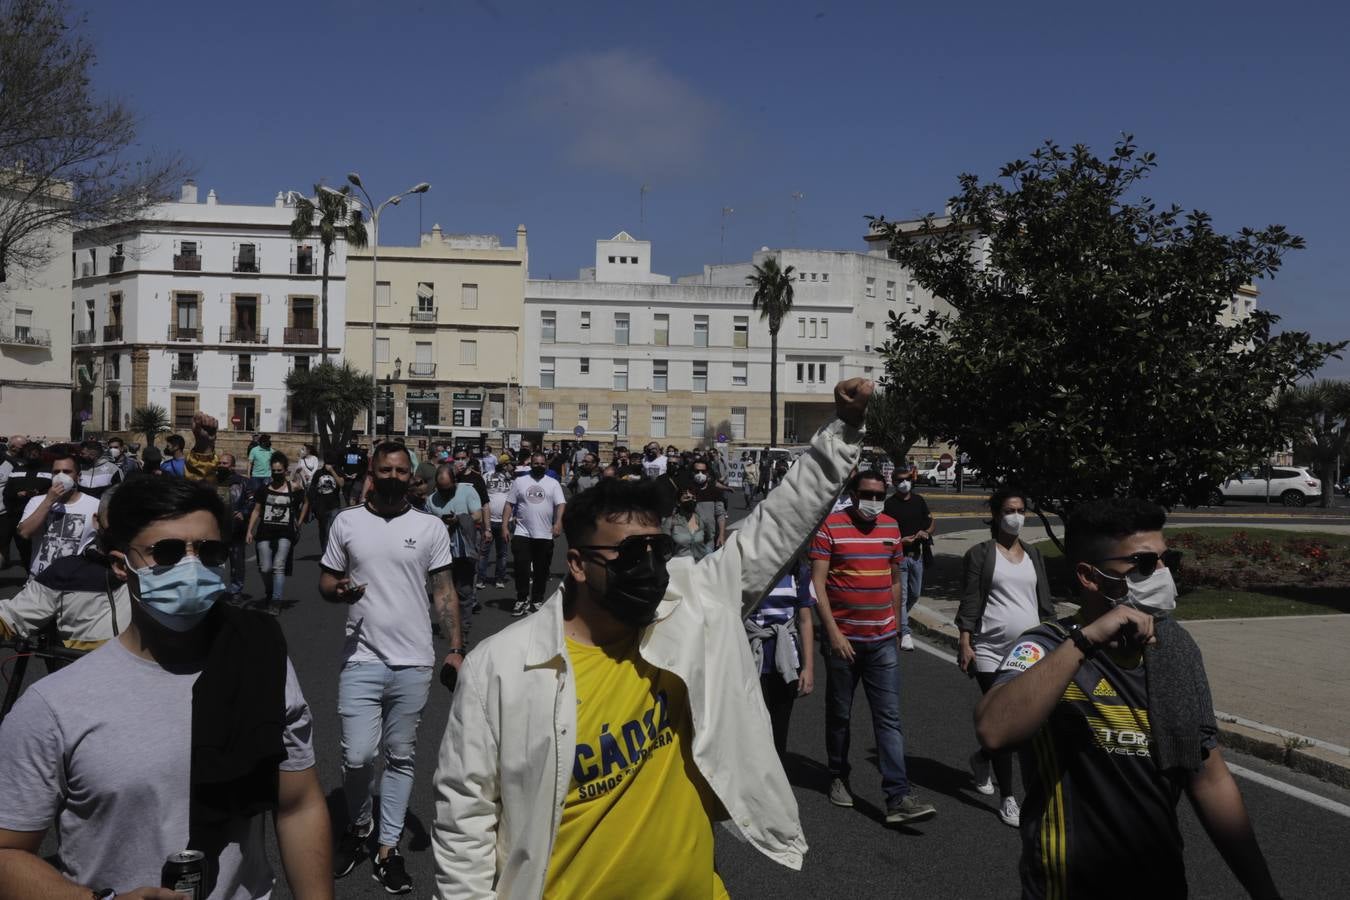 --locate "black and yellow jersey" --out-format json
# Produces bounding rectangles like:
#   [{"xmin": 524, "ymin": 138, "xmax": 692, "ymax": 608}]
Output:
[{"xmin": 994, "ymin": 616, "xmax": 1217, "ymax": 900}]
